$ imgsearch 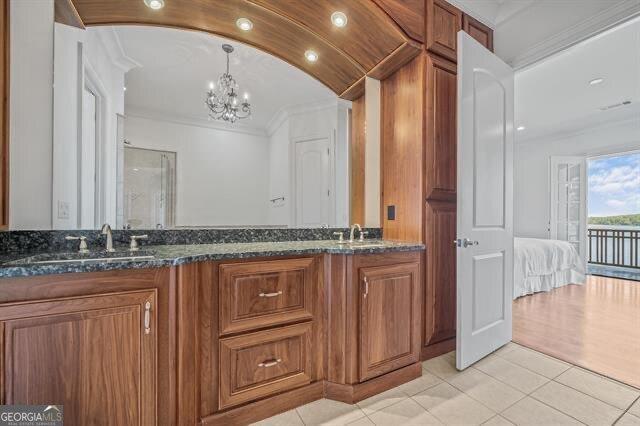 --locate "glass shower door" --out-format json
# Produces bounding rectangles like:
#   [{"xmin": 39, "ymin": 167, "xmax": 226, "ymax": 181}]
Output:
[{"xmin": 123, "ymin": 147, "xmax": 176, "ymax": 229}]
